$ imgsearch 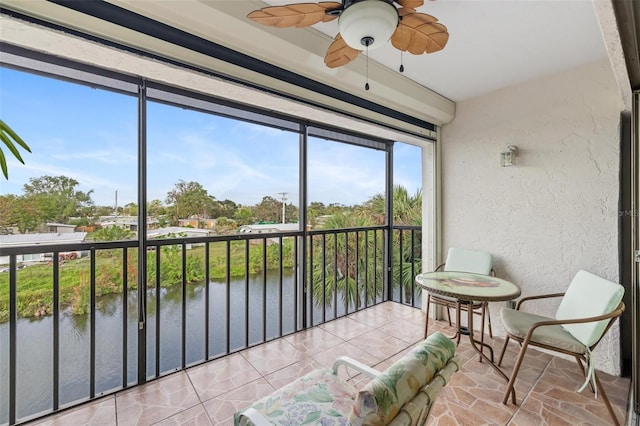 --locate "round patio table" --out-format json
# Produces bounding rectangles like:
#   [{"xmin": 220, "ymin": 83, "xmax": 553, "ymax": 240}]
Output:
[{"xmin": 415, "ymin": 271, "xmax": 521, "ymax": 403}]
